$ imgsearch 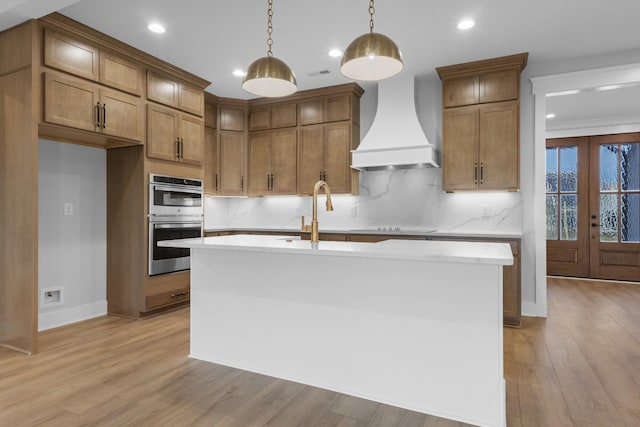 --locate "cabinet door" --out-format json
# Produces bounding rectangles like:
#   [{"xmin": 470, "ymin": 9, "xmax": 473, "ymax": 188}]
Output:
[
  {"xmin": 147, "ymin": 104, "xmax": 179, "ymax": 162},
  {"xmin": 220, "ymin": 107, "xmax": 246, "ymax": 131},
  {"xmin": 178, "ymin": 82, "xmax": 204, "ymax": 117},
  {"xmin": 204, "ymin": 127, "xmax": 218, "ymax": 193},
  {"xmin": 479, "ymin": 69, "xmax": 519, "ymax": 104},
  {"xmin": 147, "ymin": 71, "xmax": 179, "ymax": 108},
  {"xmin": 179, "ymin": 114, "xmax": 204, "ymax": 166},
  {"xmin": 298, "ymin": 125, "xmax": 325, "ymax": 194},
  {"xmin": 443, "ymin": 76, "xmax": 479, "ymax": 107},
  {"xmin": 219, "ymin": 131, "xmax": 246, "ymax": 195},
  {"xmin": 204, "ymin": 102, "xmax": 217, "ymax": 129},
  {"xmin": 44, "ymin": 72, "xmax": 99, "ymax": 132},
  {"xmin": 271, "ymin": 129, "xmax": 297, "ymax": 195},
  {"xmin": 99, "ymin": 88, "xmax": 143, "ymax": 141},
  {"xmin": 479, "ymin": 101, "xmax": 519, "ymax": 190},
  {"xmin": 99, "ymin": 51, "xmax": 143, "ymax": 96},
  {"xmin": 503, "ymin": 251, "xmax": 521, "ymax": 327},
  {"xmin": 323, "ymin": 122, "xmax": 351, "ymax": 193},
  {"xmin": 299, "ymin": 100, "xmax": 323, "ymax": 125},
  {"xmin": 271, "ymin": 103, "xmax": 297, "ymax": 128},
  {"xmin": 248, "ymin": 132, "xmax": 272, "ymax": 195},
  {"xmin": 44, "ymin": 29, "xmax": 99, "ymax": 81},
  {"xmin": 442, "ymin": 106, "xmax": 479, "ymax": 191},
  {"xmin": 249, "ymin": 107, "xmax": 271, "ymax": 131},
  {"xmin": 324, "ymin": 95, "xmax": 351, "ymax": 122}
]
